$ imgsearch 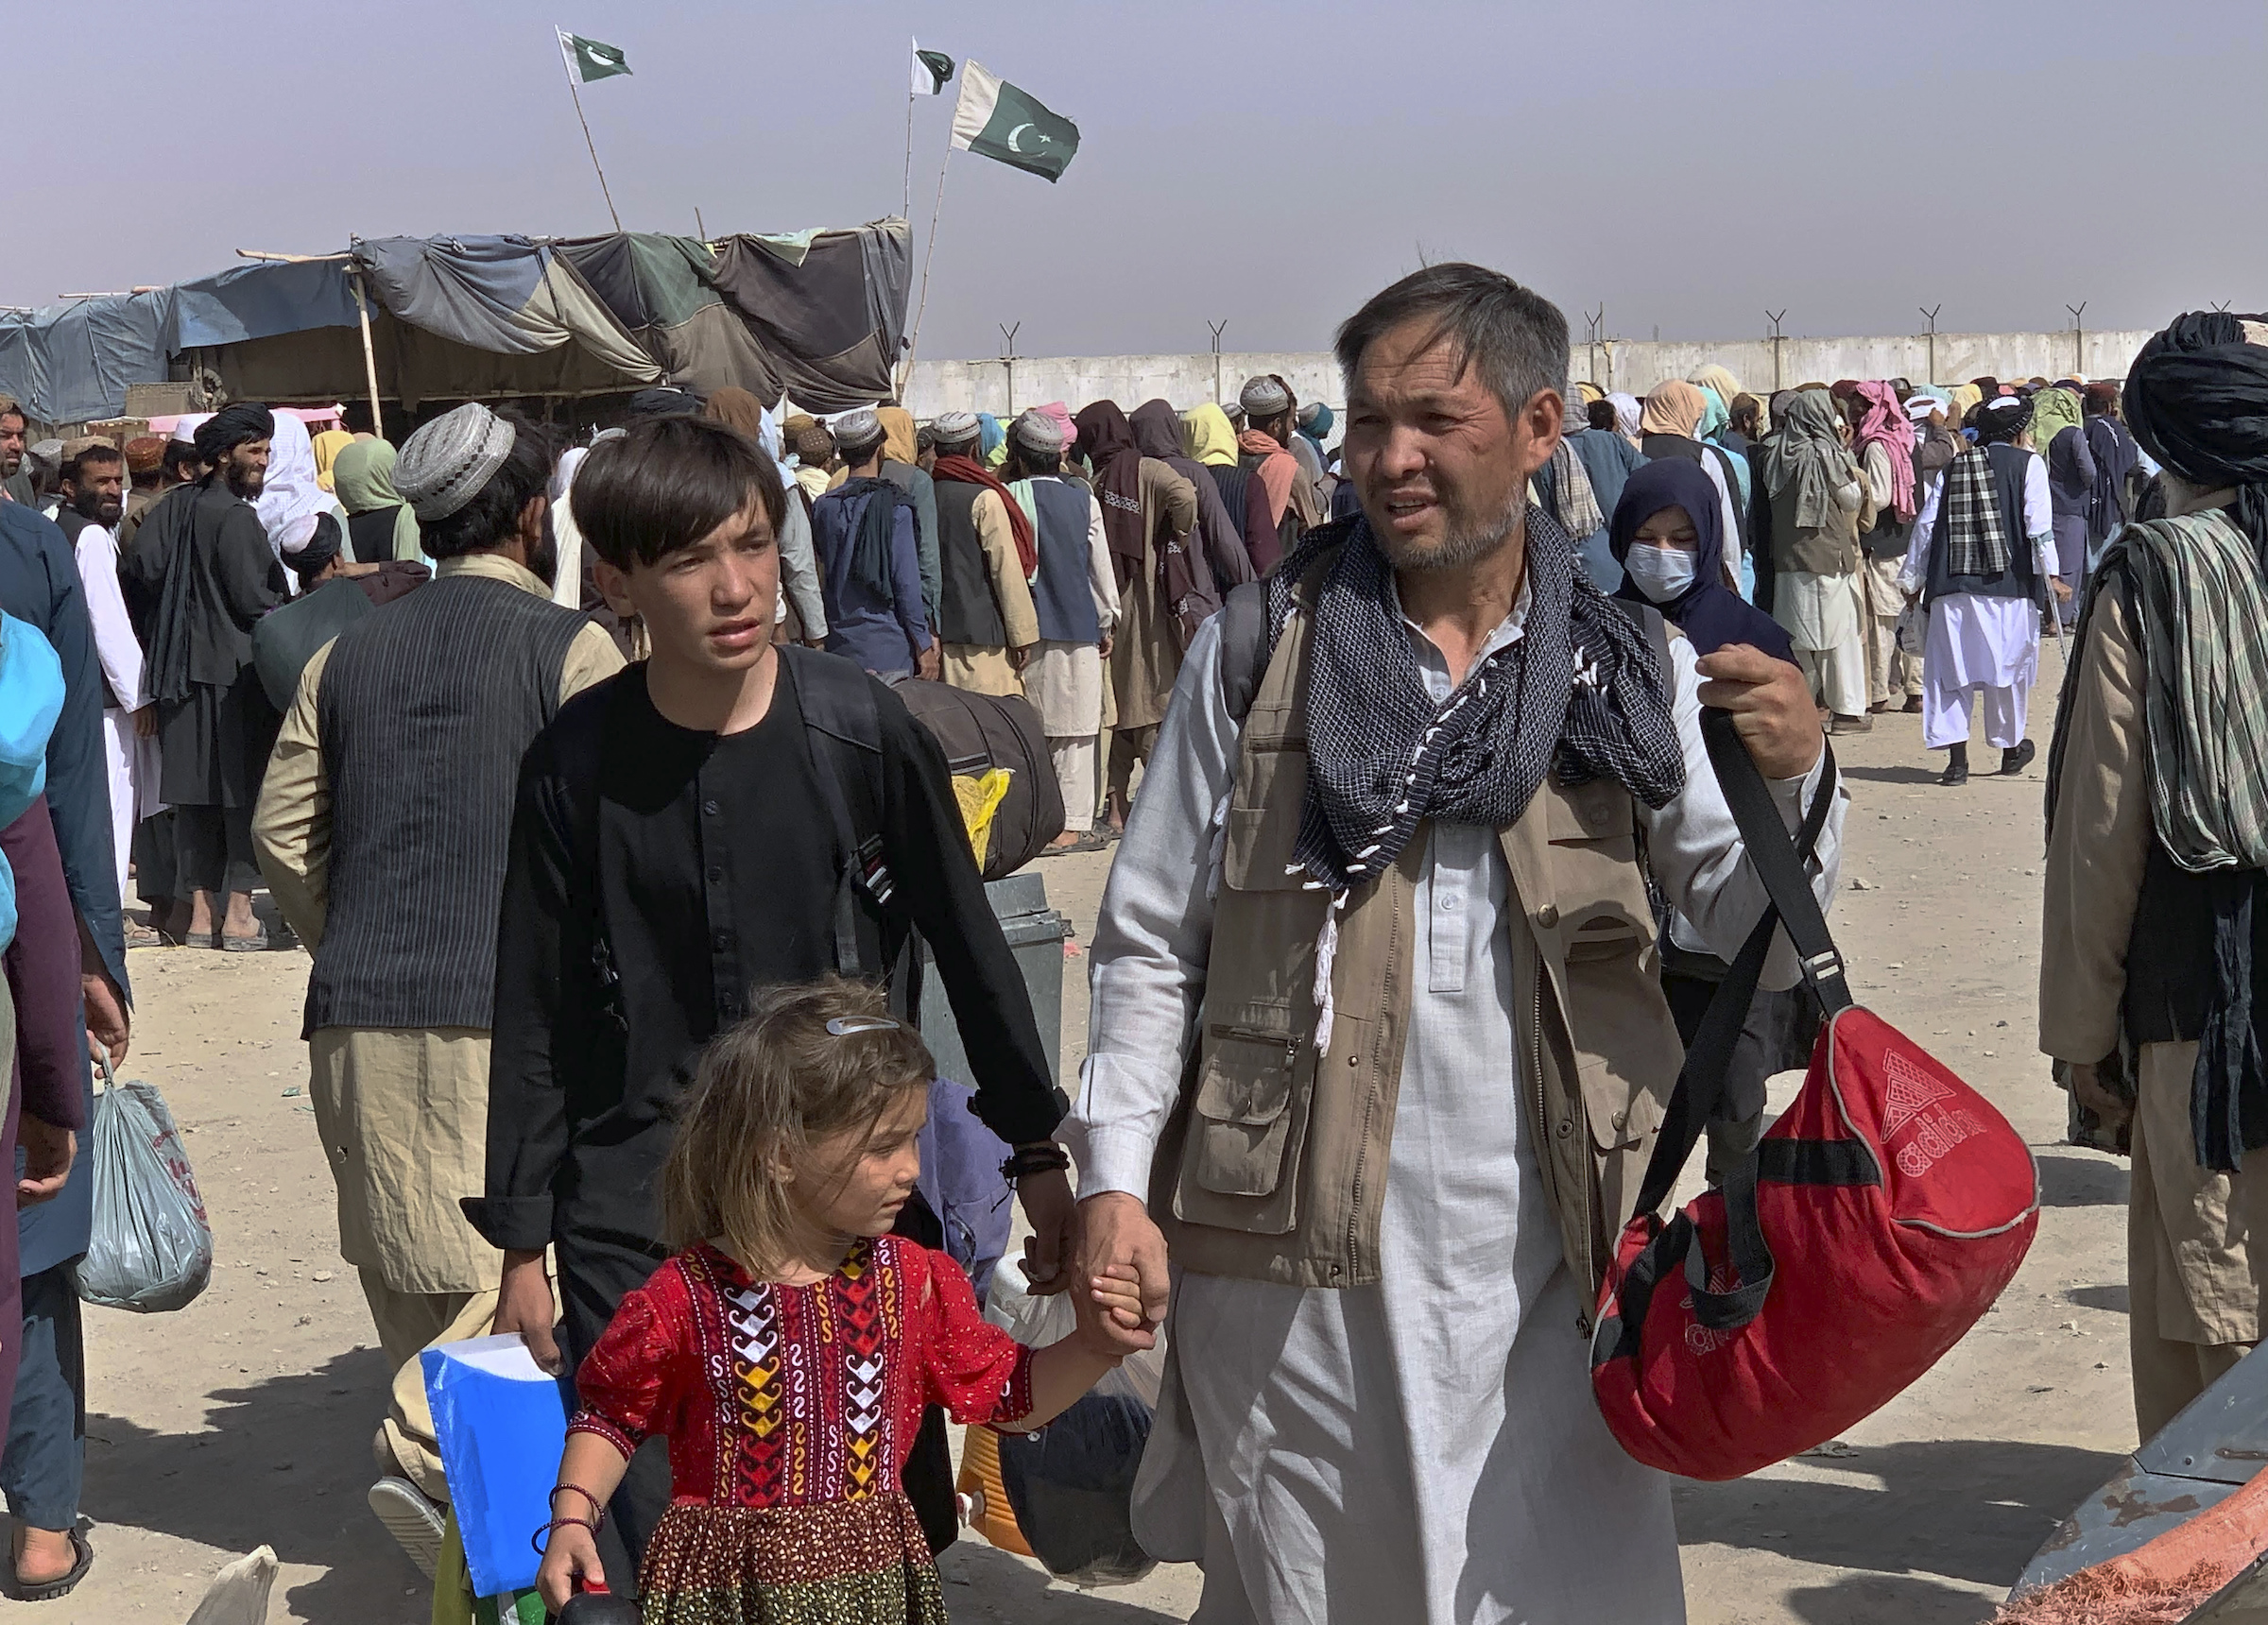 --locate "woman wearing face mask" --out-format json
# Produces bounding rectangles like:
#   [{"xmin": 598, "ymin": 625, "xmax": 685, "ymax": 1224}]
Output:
[
  {"xmin": 1609, "ymin": 459, "xmax": 1793, "ymax": 661},
  {"xmin": 1607, "ymin": 458, "xmax": 1808, "ymax": 1180}
]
